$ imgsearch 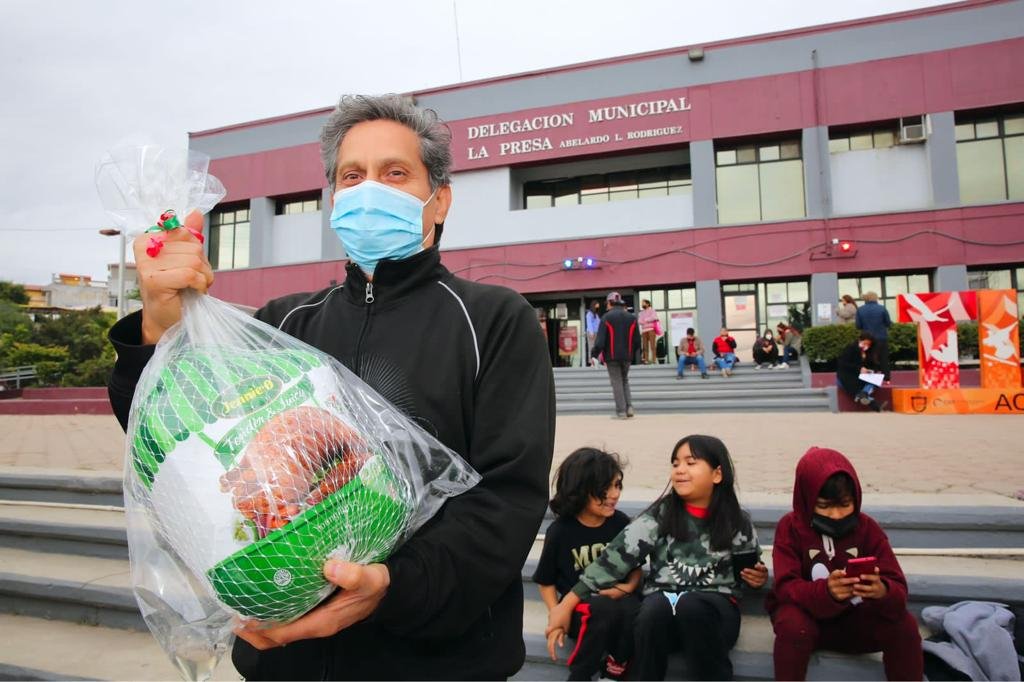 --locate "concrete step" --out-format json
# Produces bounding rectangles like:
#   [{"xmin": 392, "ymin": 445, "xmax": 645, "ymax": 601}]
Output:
[
  {"xmin": 538, "ymin": 501, "xmax": 1024, "ymax": 550},
  {"xmin": 515, "ymin": 601, "xmax": 890, "ymax": 681},
  {"xmin": 0, "ymin": 468, "xmax": 123, "ymax": 507},
  {"xmin": 555, "ymin": 387, "xmax": 825, "ymax": 401},
  {"xmin": 561, "ymin": 378, "xmax": 806, "ymax": 395},
  {"xmin": 557, "ymin": 396, "xmax": 832, "ymax": 414},
  {"xmin": 4, "ymin": 496, "xmax": 1023, "ymax": 560},
  {"xmin": 555, "ymin": 366, "xmax": 804, "ymax": 379},
  {"xmin": 0, "ymin": 613, "xmax": 238, "ymax": 681},
  {"xmin": 20, "ymin": 388, "xmax": 109, "ymax": 400},
  {"xmin": 2, "ymin": 521, "xmax": 1020, "ymax": 639},
  {"xmin": 552, "ymin": 365, "xmax": 798, "ymax": 376},
  {"xmin": 0, "ymin": 504, "xmax": 1019, "ymax": 682},
  {"xmin": 0, "ymin": 546, "xmax": 140, "ymax": 630},
  {"xmin": 520, "ymin": 551, "xmax": 1024, "ymax": 616},
  {"xmin": 0, "ymin": 502, "xmax": 127, "ymax": 558},
  {"xmin": 0, "ymin": 399, "xmax": 113, "ymax": 416}
]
